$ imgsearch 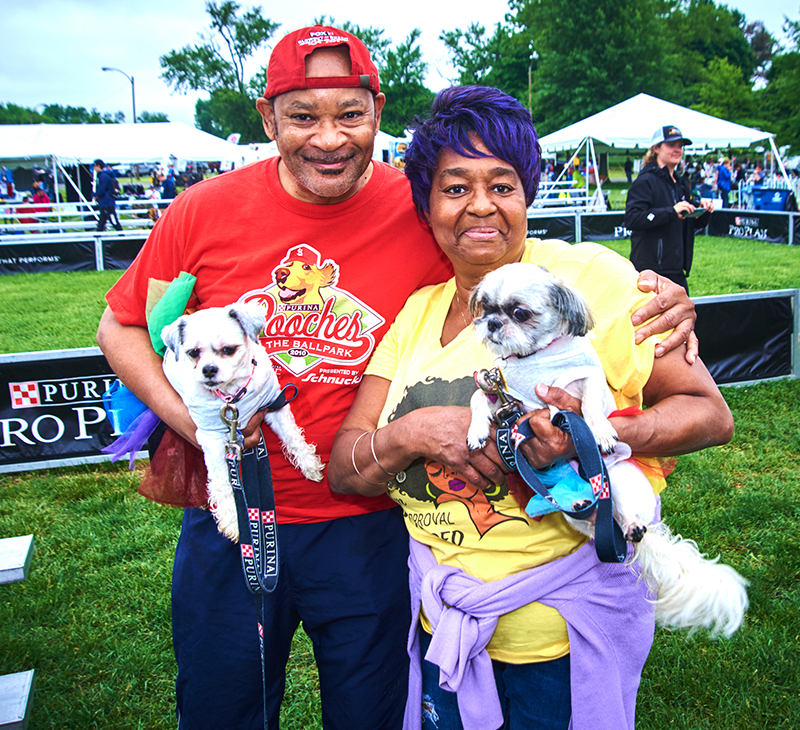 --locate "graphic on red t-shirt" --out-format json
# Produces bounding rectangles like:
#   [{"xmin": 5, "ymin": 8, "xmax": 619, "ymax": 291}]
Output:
[{"xmin": 240, "ymin": 244, "xmax": 385, "ymax": 376}]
